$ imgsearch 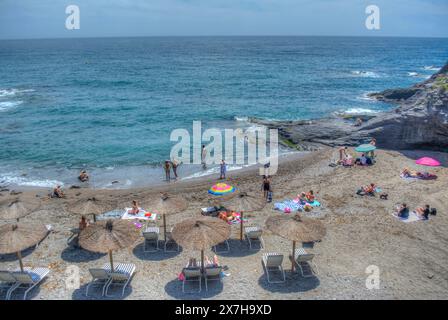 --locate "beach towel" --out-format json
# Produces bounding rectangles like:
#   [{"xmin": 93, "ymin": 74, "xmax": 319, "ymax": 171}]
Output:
[
  {"xmin": 308, "ymin": 200, "xmax": 321, "ymax": 207},
  {"xmin": 400, "ymin": 173, "xmax": 437, "ymax": 180},
  {"xmin": 274, "ymin": 200, "xmax": 303, "ymax": 213},
  {"xmin": 392, "ymin": 211, "xmax": 425, "ymax": 223},
  {"xmin": 122, "ymin": 208, "xmax": 157, "ymax": 221}
]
